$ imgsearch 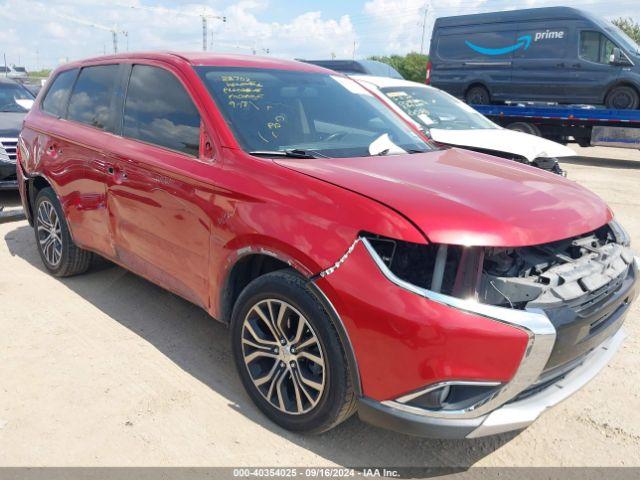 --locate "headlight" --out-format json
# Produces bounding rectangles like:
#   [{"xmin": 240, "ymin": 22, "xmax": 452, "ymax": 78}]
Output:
[
  {"xmin": 609, "ymin": 219, "xmax": 631, "ymax": 246},
  {"xmin": 362, "ymin": 233, "xmax": 483, "ymax": 298}
]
